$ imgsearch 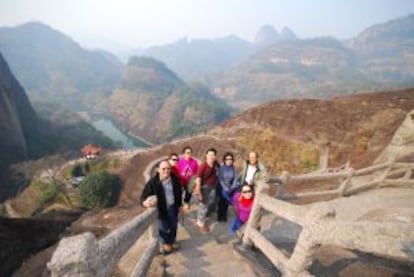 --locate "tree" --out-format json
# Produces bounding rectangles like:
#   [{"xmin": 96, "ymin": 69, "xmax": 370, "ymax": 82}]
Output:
[
  {"xmin": 79, "ymin": 171, "xmax": 122, "ymax": 209},
  {"xmin": 70, "ymin": 163, "xmax": 84, "ymax": 177}
]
